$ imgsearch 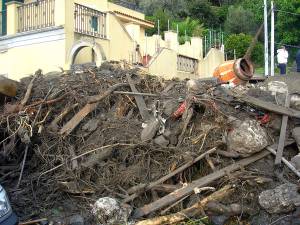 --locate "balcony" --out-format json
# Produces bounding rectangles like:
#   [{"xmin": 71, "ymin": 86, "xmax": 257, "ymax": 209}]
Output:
[
  {"xmin": 74, "ymin": 3, "xmax": 107, "ymax": 39},
  {"xmin": 17, "ymin": 0, "xmax": 55, "ymax": 33},
  {"xmin": 2, "ymin": 0, "xmax": 107, "ymax": 39}
]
